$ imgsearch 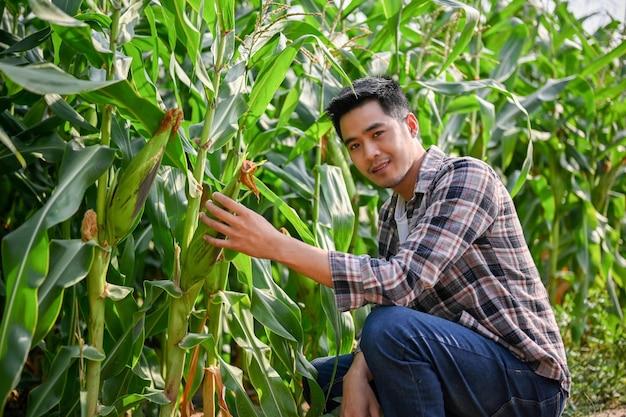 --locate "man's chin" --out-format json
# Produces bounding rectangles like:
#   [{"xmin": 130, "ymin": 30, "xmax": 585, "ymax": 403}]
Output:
[{"xmin": 370, "ymin": 177, "xmax": 400, "ymax": 190}]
